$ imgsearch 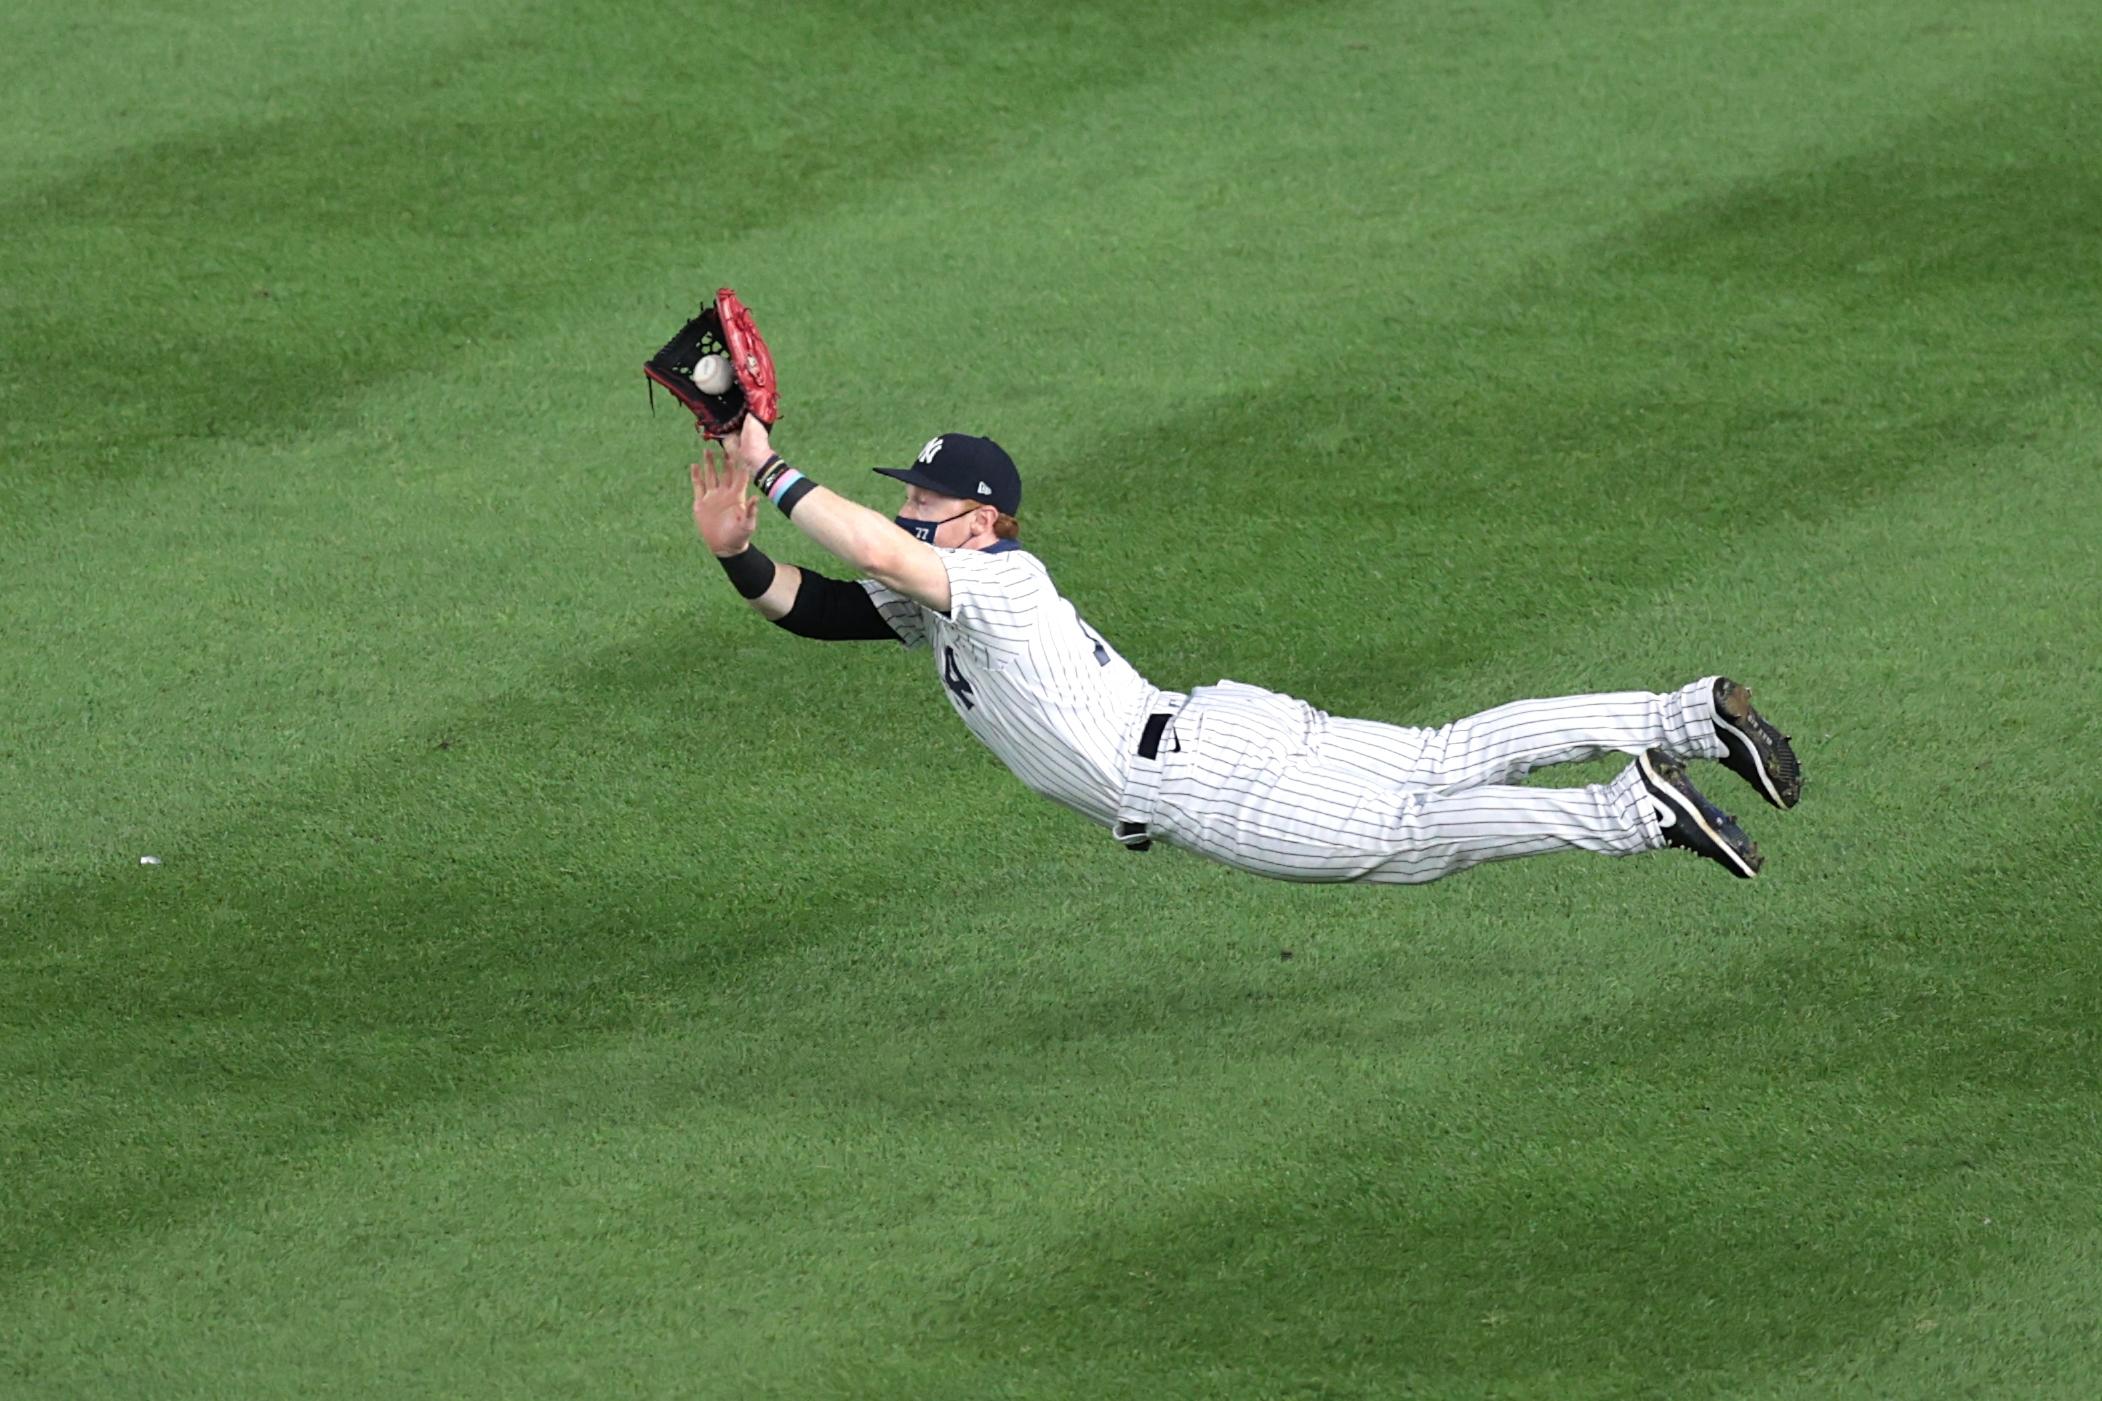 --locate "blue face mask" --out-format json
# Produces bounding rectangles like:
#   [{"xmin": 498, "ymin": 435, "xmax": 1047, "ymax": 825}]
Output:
[{"xmin": 894, "ymin": 506, "xmax": 977, "ymax": 544}]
